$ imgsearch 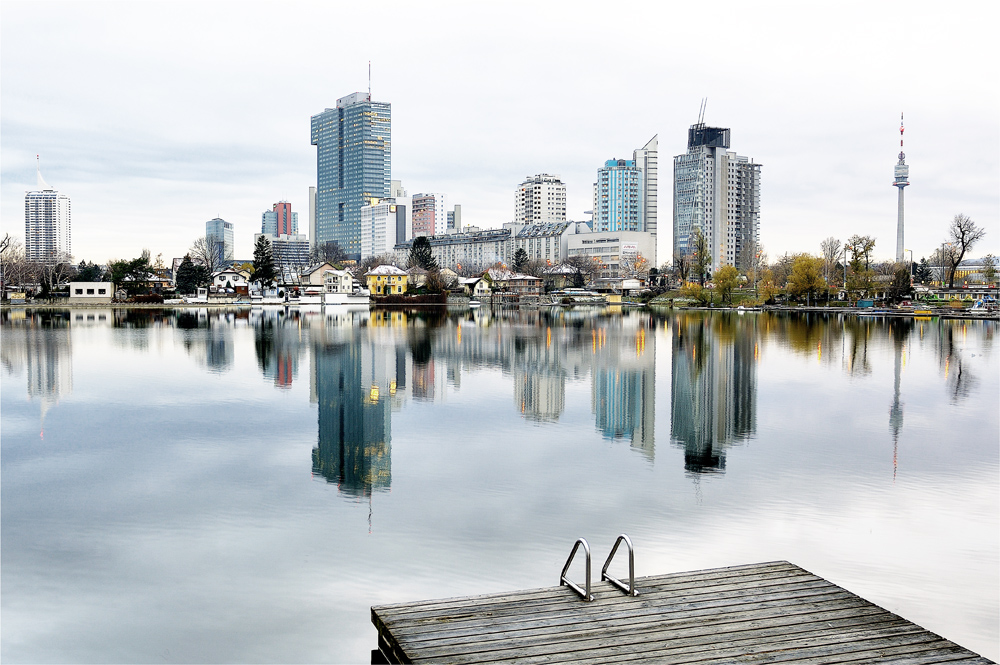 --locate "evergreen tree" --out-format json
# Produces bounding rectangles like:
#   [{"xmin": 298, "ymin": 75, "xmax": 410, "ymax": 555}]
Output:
[
  {"xmin": 408, "ymin": 236, "xmax": 438, "ymax": 271},
  {"xmin": 175, "ymin": 255, "xmax": 202, "ymax": 294},
  {"xmin": 76, "ymin": 260, "xmax": 105, "ymax": 282},
  {"xmin": 512, "ymin": 248, "xmax": 528, "ymax": 273},
  {"xmin": 253, "ymin": 236, "xmax": 277, "ymax": 286},
  {"xmin": 915, "ymin": 257, "xmax": 933, "ymax": 284}
]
